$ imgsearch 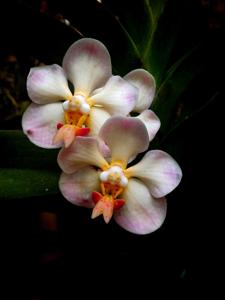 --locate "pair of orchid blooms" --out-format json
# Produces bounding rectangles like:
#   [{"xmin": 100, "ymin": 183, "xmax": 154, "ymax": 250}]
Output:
[{"xmin": 22, "ymin": 38, "xmax": 182, "ymax": 235}]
